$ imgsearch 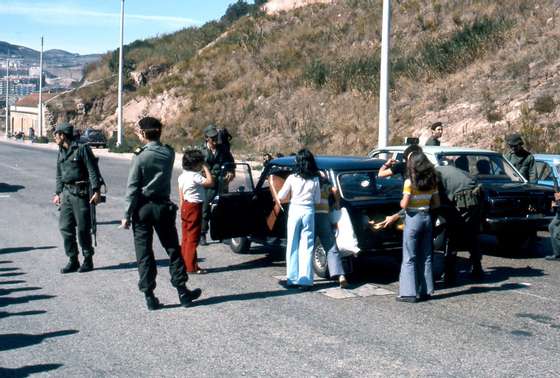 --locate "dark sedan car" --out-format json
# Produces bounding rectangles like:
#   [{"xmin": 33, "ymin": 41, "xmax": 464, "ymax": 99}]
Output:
[
  {"xmin": 209, "ymin": 156, "xmax": 403, "ymax": 277},
  {"xmin": 78, "ymin": 128, "xmax": 107, "ymax": 148},
  {"xmin": 369, "ymin": 146, "xmax": 556, "ymax": 251}
]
